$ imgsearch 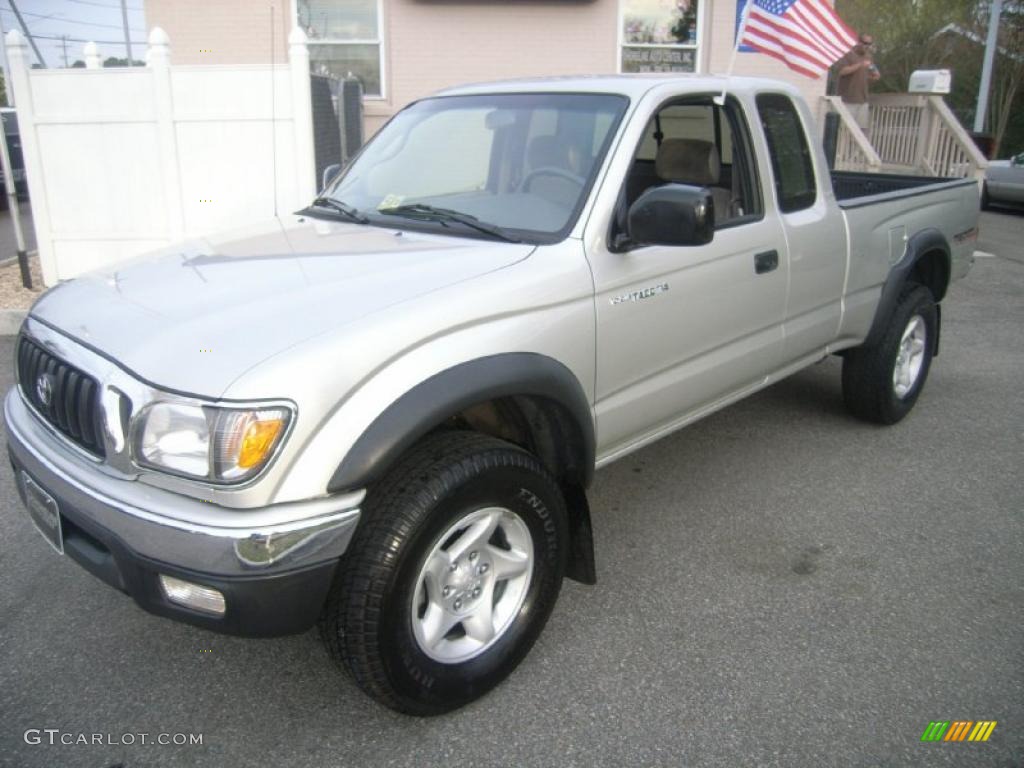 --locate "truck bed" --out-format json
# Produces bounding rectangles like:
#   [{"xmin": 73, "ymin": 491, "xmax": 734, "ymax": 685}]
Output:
[
  {"xmin": 831, "ymin": 169, "xmax": 979, "ymax": 348},
  {"xmin": 831, "ymin": 171, "xmax": 976, "ymax": 207}
]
